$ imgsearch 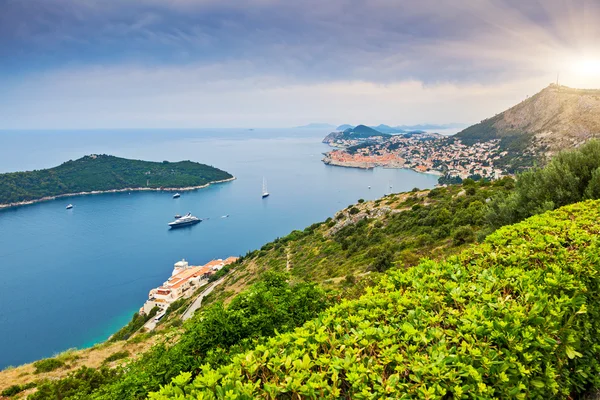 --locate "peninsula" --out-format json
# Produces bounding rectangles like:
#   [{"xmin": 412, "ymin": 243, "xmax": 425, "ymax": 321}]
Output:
[{"xmin": 0, "ymin": 154, "xmax": 234, "ymax": 208}]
